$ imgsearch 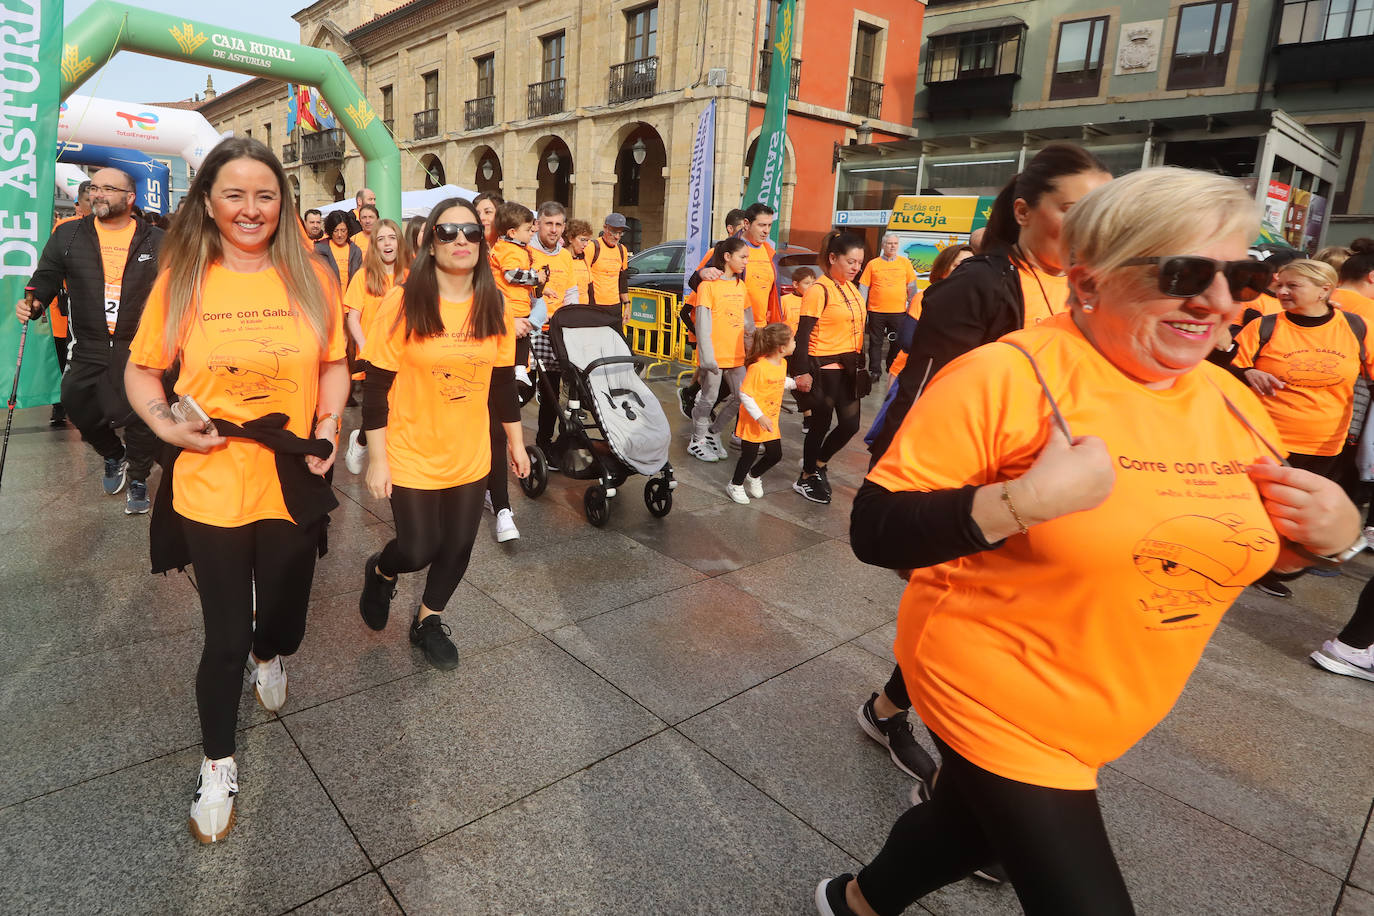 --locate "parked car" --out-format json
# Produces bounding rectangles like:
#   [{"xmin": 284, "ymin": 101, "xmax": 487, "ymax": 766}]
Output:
[{"xmin": 626, "ymin": 239, "xmax": 818, "ymax": 299}]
